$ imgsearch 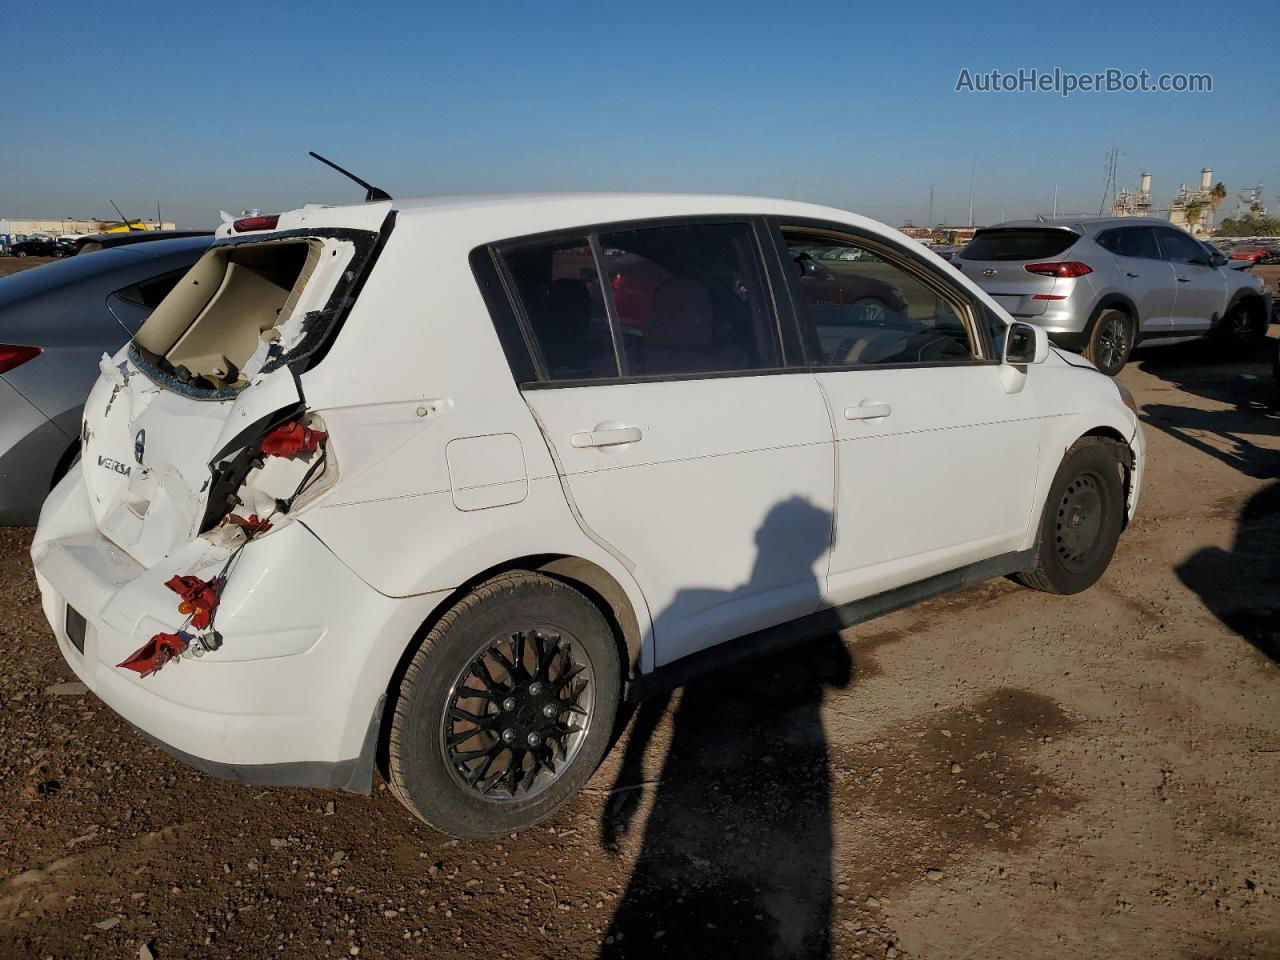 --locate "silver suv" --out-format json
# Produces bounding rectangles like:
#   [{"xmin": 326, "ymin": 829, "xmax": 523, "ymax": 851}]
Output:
[{"xmin": 955, "ymin": 218, "xmax": 1273, "ymax": 375}]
